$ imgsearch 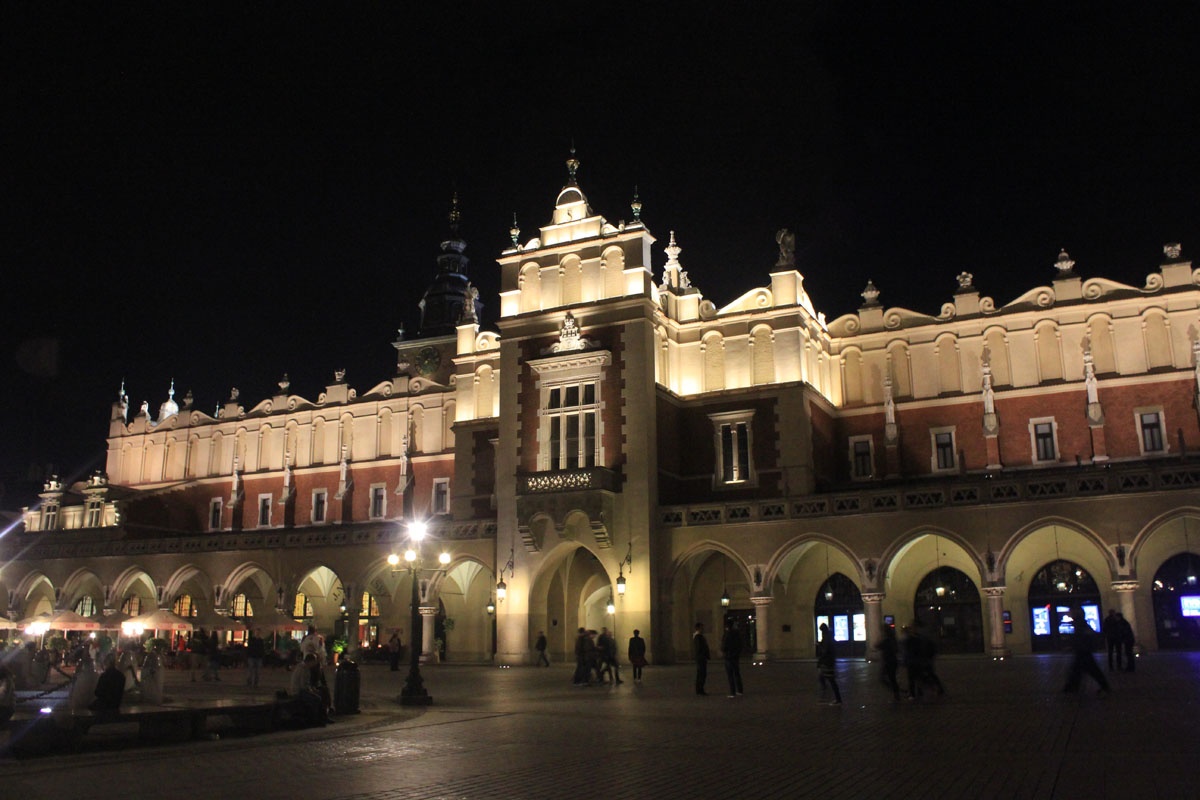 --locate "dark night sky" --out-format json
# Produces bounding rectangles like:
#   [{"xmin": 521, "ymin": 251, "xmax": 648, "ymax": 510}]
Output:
[{"xmin": 3, "ymin": 5, "xmax": 1198, "ymax": 505}]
